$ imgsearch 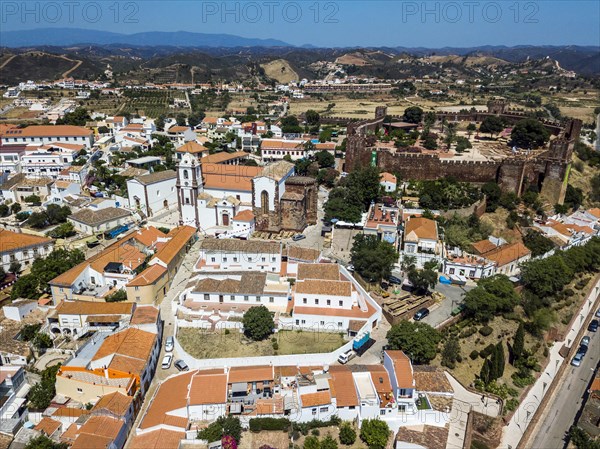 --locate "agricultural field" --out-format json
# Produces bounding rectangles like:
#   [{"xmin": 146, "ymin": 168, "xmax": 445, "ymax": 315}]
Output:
[{"xmin": 119, "ymin": 89, "xmax": 189, "ymax": 117}]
